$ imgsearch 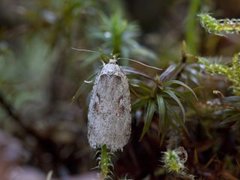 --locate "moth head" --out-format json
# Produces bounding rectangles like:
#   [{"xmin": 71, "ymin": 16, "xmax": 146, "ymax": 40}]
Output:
[{"xmin": 109, "ymin": 58, "xmax": 117, "ymax": 64}]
